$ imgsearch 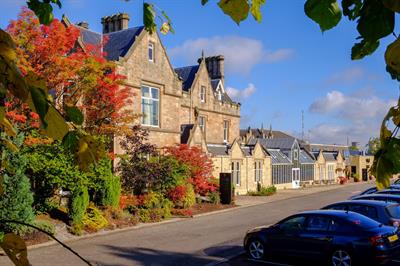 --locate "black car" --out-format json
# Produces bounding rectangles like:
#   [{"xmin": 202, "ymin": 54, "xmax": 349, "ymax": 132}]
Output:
[
  {"xmin": 349, "ymin": 185, "xmax": 400, "ymax": 199},
  {"xmin": 352, "ymin": 194, "xmax": 400, "ymax": 204},
  {"xmin": 322, "ymin": 200, "xmax": 400, "ymax": 227},
  {"xmin": 244, "ymin": 210, "xmax": 400, "ymax": 265}
]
